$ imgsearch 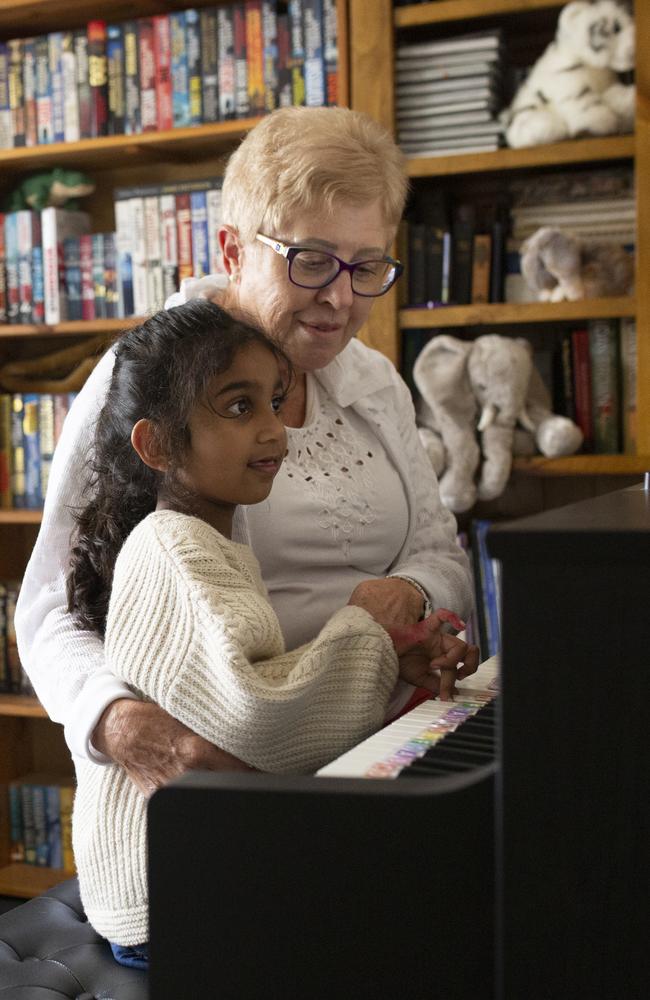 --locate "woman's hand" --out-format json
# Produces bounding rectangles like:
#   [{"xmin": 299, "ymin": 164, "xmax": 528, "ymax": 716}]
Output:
[
  {"xmin": 347, "ymin": 577, "xmax": 425, "ymax": 627},
  {"xmin": 387, "ymin": 611, "xmax": 480, "ymax": 701},
  {"xmin": 92, "ymin": 699, "xmax": 253, "ymax": 798}
]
